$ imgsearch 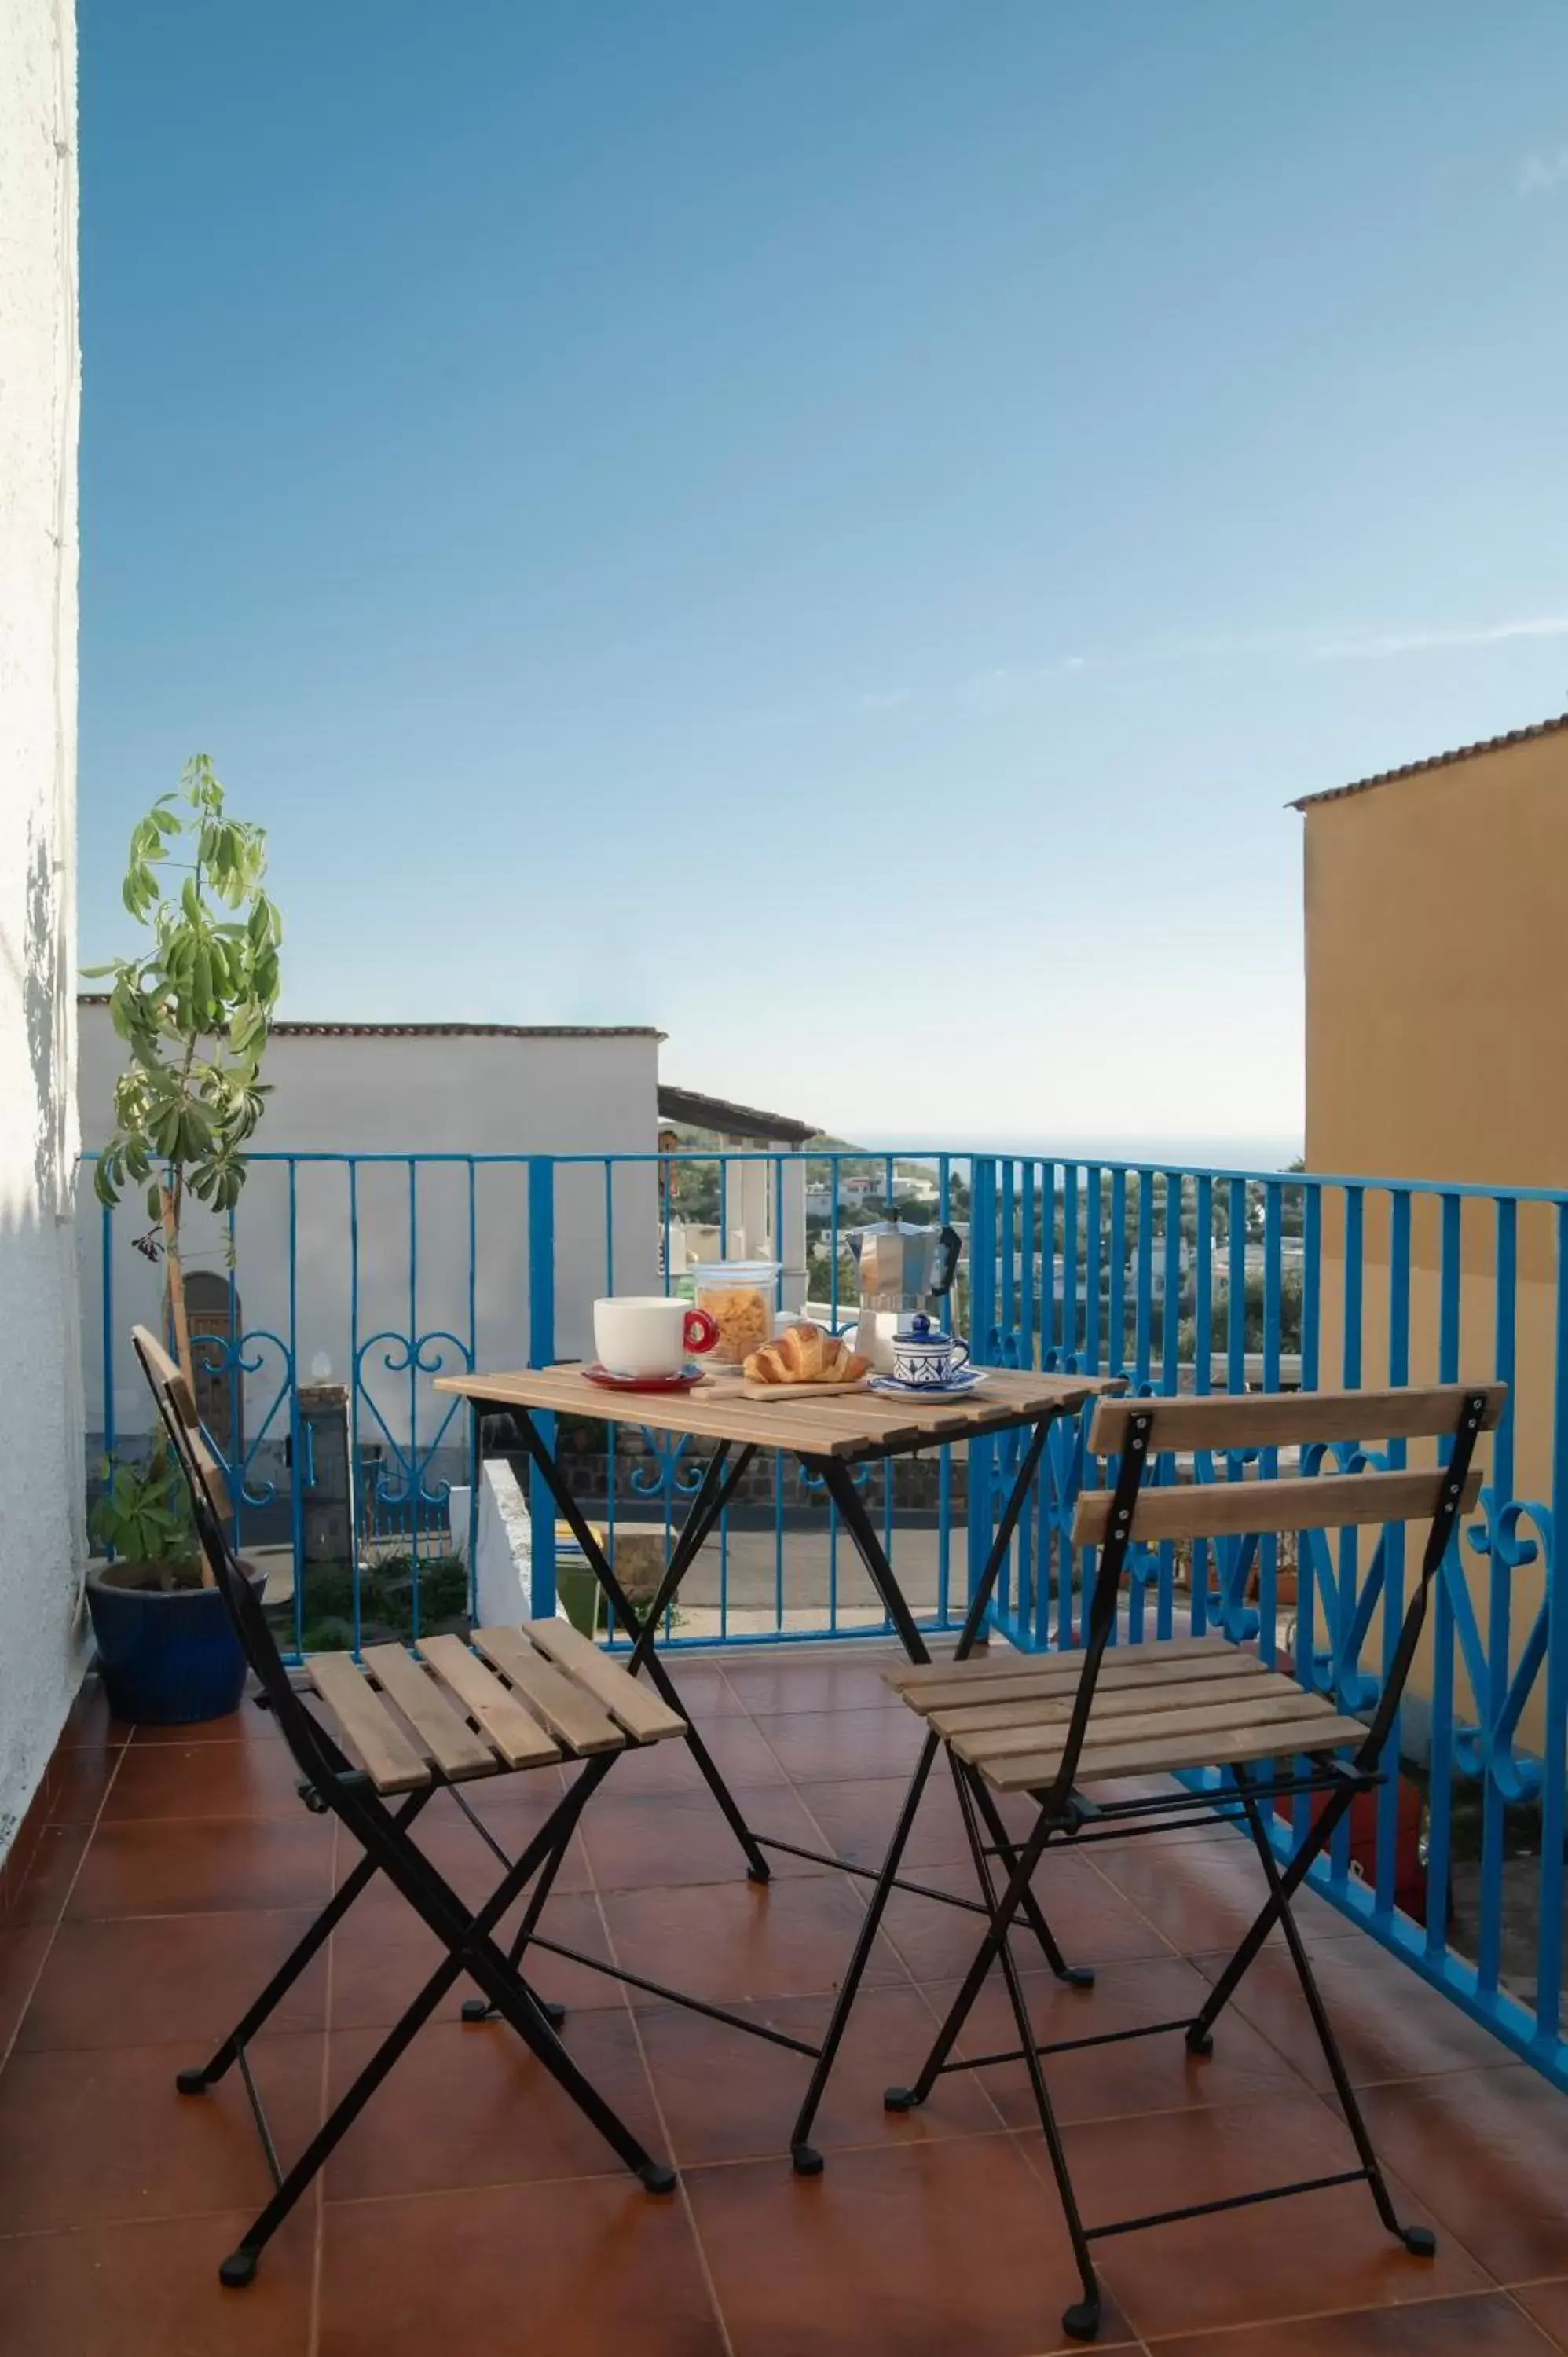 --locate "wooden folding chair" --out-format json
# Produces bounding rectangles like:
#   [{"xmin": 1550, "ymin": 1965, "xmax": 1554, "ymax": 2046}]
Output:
[
  {"xmin": 873, "ymin": 1380, "xmax": 1504, "ymax": 2341},
  {"xmin": 132, "ymin": 1326, "xmax": 688, "ymax": 2286}
]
